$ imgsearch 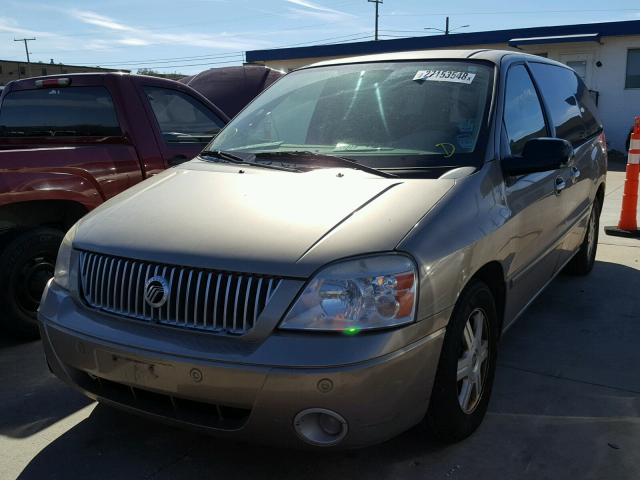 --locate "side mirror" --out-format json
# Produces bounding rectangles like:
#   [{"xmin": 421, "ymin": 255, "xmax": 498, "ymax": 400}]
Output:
[{"xmin": 502, "ymin": 137, "xmax": 573, "ymax": 176}]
